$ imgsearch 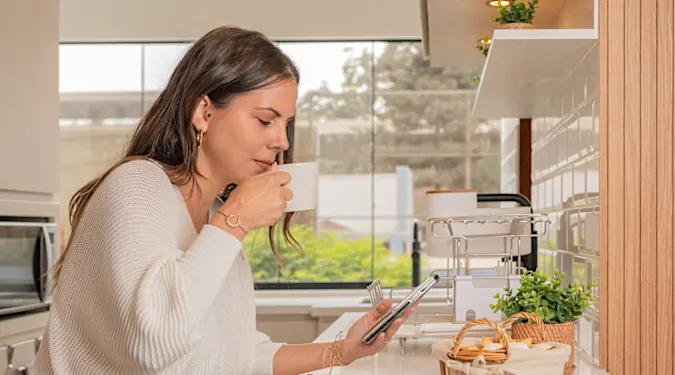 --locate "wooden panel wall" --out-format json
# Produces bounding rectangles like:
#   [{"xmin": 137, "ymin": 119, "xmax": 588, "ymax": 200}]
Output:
[{"xmin": 599, "ymin": 0, "xmax": 675, "ymax": 373}]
